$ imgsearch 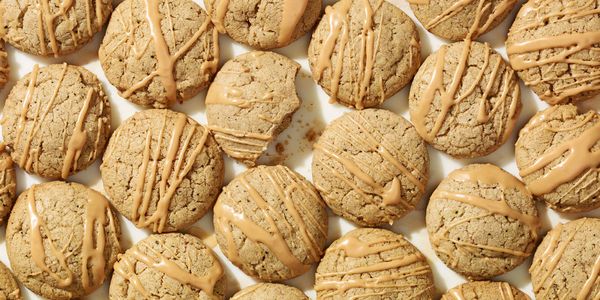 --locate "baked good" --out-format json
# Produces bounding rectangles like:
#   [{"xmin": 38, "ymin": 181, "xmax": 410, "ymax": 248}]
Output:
[
  {"xmin": 99, "ymin": 0, "xmax": 219, "ymax": 108},
  {"xmin": 2, "ymin": 63, "xmax": 111, "ymax": 179},
  {"xmin": 205, "ymin": 0, "xmax": 321, "ymax": 50},
  {"xmin": 1, "ymin": 0, "xmax": 112, "ymax": 56},
  {"xmin": 515, "ymin": 104, "xmax": 600, "ymax": 212},
  {"xmin": 312, "ymin": 109, "xmax": 429, "ymax": 227},
  {"xmin": 506, "ymin": 0, "xmax": 600, "ymax": 104},
  {"xmin": 408, "ymin": 0, "xmax": 518, "ymax": 41},
  {"xmin": 530, "ymin": 218, "xmax": 600, "ymax": 300},
  {"xmin": 230, "ymin": 283, "xmax": 307, "ymax": 300},
  {"xmin": 101, "ymin": 109, "xmax": 223, "ymax": 233},
  {"xmin": 409, "ymin": 40, "xmax": 521, "ymax": 158},
  {"xmin": 426, "ymin": 164, "xmax": 540, "ymax": 279},
  {"xmin": 110, "ymin": 233, "xmax": 226, "ymax": 299},
  {"xmin": 206, "ymin": 51, "xmax": 301, "ymax": 166},
  {"xmin": 0, "ymin": 144, "xmax": 16, "ymax": 224},
  {"xmin": 441, "ymin": 281, "xmax": 529, "ymax": 300},
  {"xmin": 213, "ymin": 165, "xmax": 328, "ymax": 282},
  {"xmin": 6, "ymin": 181, "xmax": 121, "ymax": 299},
  {"xmin": 0, "ymin": 40, "xmax": 8, "ymax": 89},
  {"xmin": 0, "ymin": 261, "xmax": 21, "ymax": 300},
  {"xmin": 315, "ymin": 228, "xmax": 434, "ymax": 299},
  {"xmin": 307, "ymin": 0, "xmax": 421, "ymax": 109}
]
